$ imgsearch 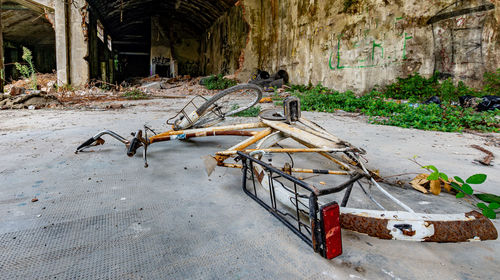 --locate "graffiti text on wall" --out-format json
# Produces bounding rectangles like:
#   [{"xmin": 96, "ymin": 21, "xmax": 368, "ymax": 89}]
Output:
[
  {"xmin": 152, "ymin": 57, "xmax": 171, "ymax": 65},
  {"xmin": 329, "ymin": 17, "xmax": 413, "ymax": 70}
]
